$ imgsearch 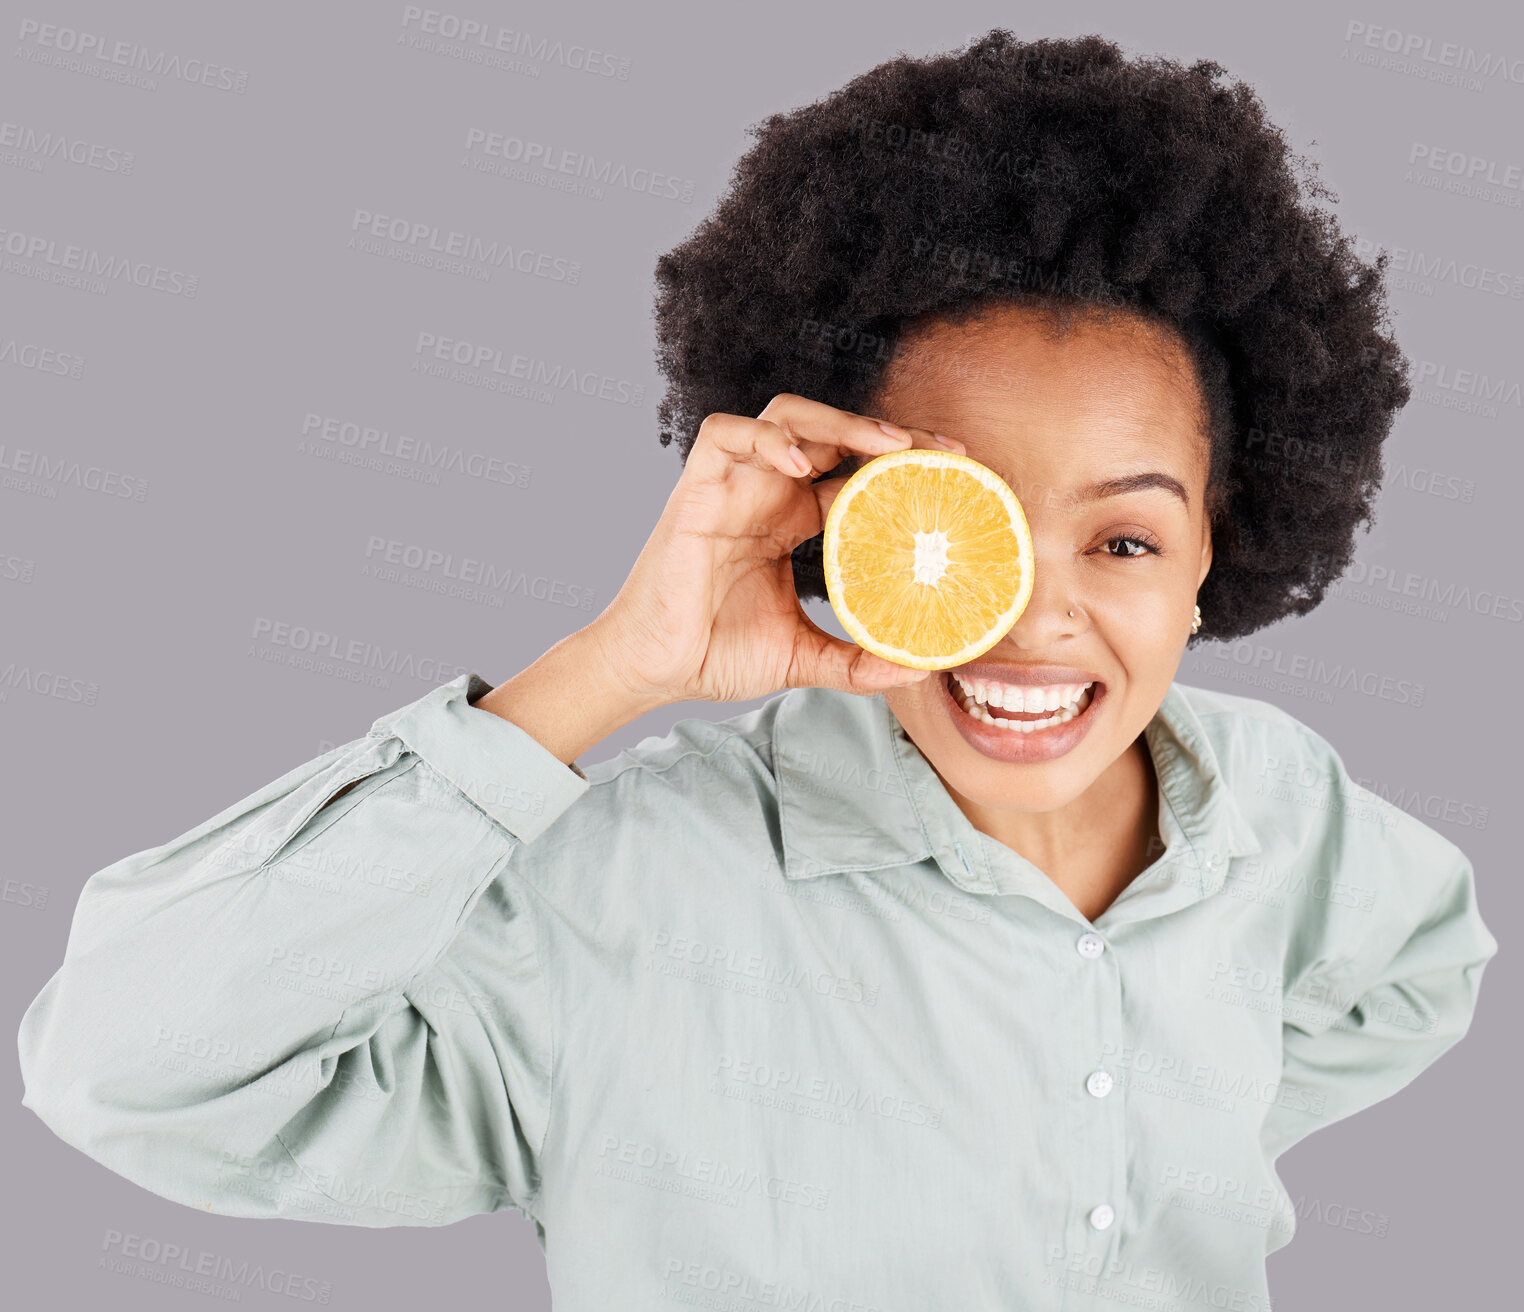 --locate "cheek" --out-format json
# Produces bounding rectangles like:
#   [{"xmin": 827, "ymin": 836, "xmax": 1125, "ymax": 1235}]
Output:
[{"xmin": 1090, "ymin": 573, "xmax": 1186, "ymax": 645}]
